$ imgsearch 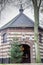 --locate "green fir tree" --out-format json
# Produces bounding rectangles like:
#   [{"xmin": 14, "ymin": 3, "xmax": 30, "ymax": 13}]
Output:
[{"xmin": 10, "ymin": 38, "xmax": 23, "ymax": 63}]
